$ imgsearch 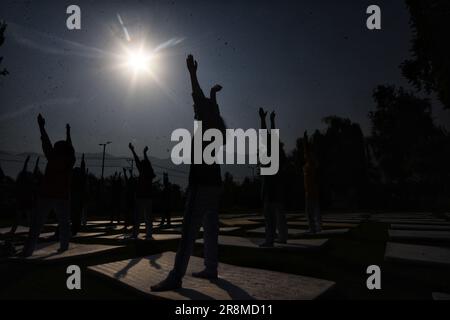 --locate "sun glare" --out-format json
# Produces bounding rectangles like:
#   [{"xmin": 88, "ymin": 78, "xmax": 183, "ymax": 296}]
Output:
[
  {"xmin": 115, "ymin": 41, "xmax": 162, "ymax": 88},
  {"xmin": 126, "ymin": 49, "xmax": 152, "ymax": 73}
]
